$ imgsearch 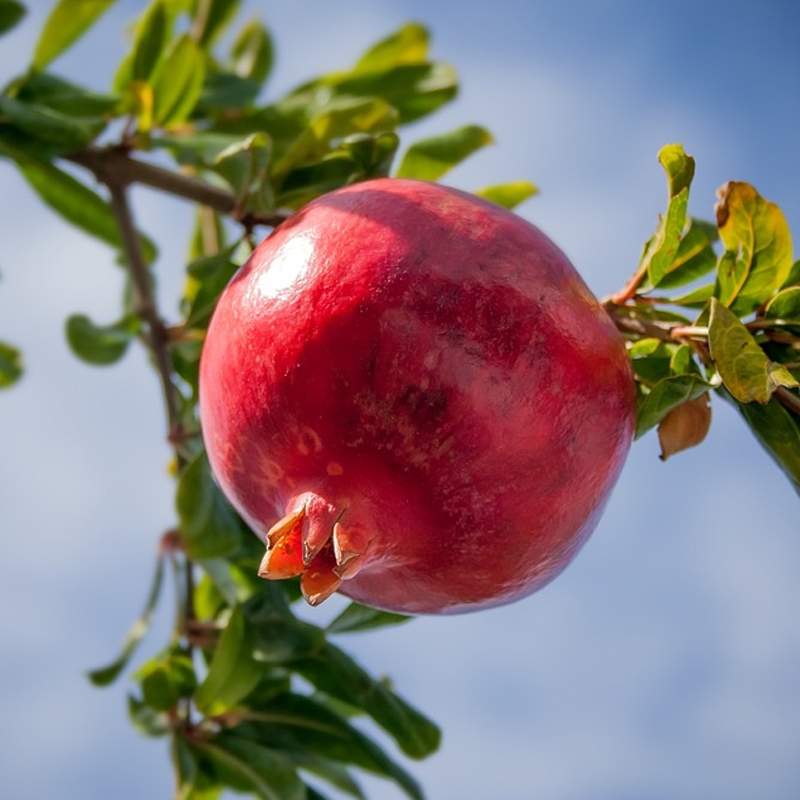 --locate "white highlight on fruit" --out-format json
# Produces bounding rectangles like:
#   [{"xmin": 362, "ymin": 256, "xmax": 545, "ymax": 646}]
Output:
[{"xmin": 254, "ymin": 233, "xmax": 315, "ymax": 299}]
